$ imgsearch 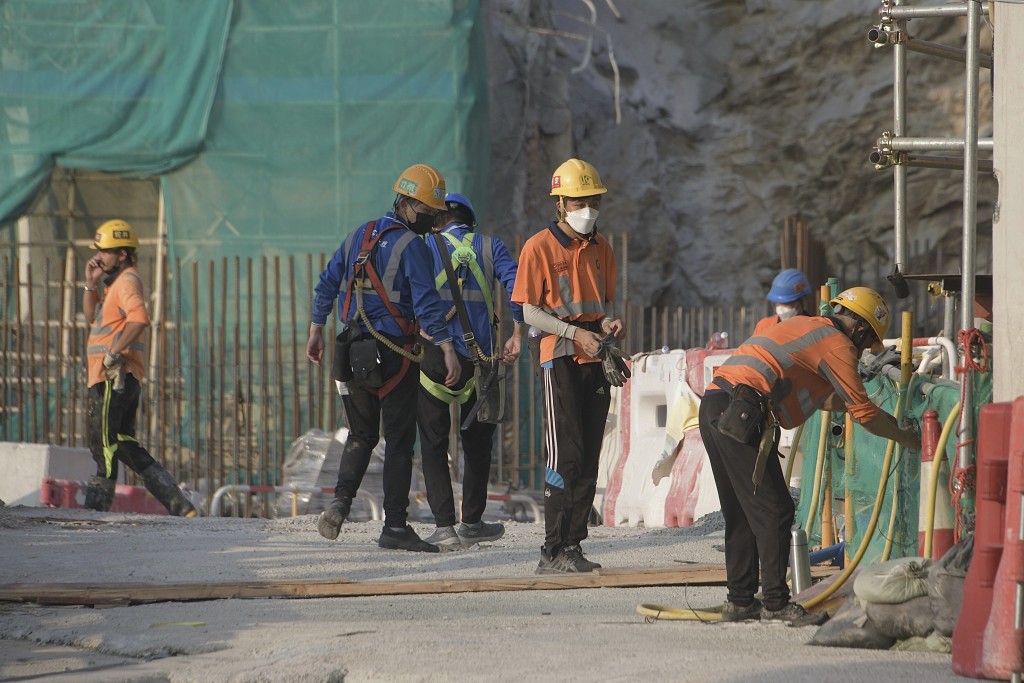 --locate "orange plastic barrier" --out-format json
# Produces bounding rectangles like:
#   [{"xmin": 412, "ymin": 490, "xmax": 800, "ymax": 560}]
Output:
[
  {"xmin": 40, "ymin": 477, "xmax": 169, "ymax": 515},
  {"xmin": 918, "ymin": 409, "xmax": 955, "ymax": 559},
  {"xmin": 952, "ymin": 402, "xmax": 1012, "ymax": 678}
]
